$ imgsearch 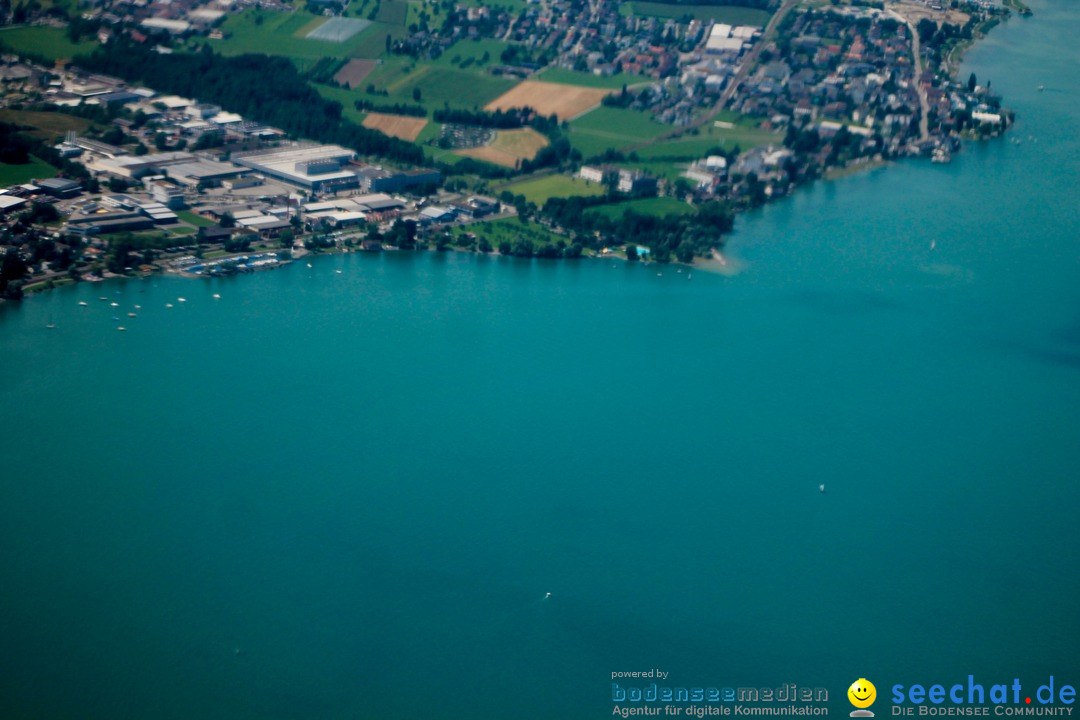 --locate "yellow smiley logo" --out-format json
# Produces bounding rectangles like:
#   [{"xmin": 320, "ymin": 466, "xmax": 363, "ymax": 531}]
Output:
[{"xmin": 848, "ymin": 679, "xmax": 877, "ymax": 710}]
